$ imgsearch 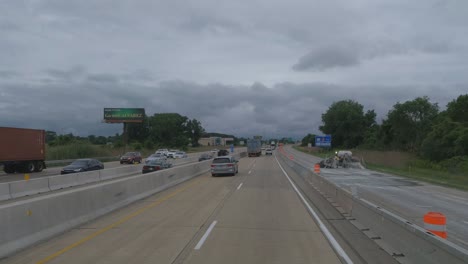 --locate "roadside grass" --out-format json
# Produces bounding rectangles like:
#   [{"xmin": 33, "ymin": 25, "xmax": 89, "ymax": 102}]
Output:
[
  {"xmin": 293, "ymin": 146, "xmax": 468, "ymax": 191},
  {"xmin": 366, "ymin": 163, "xmax": 468, "ymax": 191},
  {"xmin": 293, "ymin": 146, "xmax": 334, "ymax": 159}
]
